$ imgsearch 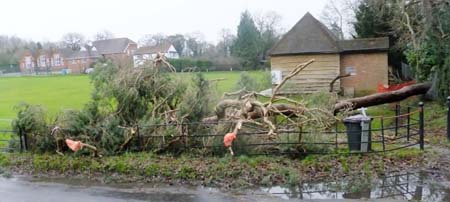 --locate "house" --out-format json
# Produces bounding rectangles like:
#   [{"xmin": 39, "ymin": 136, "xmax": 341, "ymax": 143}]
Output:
[
  {"xmin": 19, "ymin": 49, "xmax": 36, "ymax": 73},
  {"xmin": 18, "ymin": 37, "xmax": 138, "ymax": 74},
  {"xmin": 92, "ymin": 37, "xmax": 137, "ymax": 67},
  {"xmin": 65, "ymin": 47, "xmax": 101, "ymax": 73},
  {"xmin": 19, "ymin": 48, "xmax": 69, "ymax": 74},
  {"xmin": 269, "ymin": 13, "xmax": 389, "ymax": 95},
  {"xmin": 19, "ymin": 47, "xmax": 100, "ymax": 74},
  {"xmin": 133, "ymin": 42, "xmax": 179, "ymax": 67}
]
